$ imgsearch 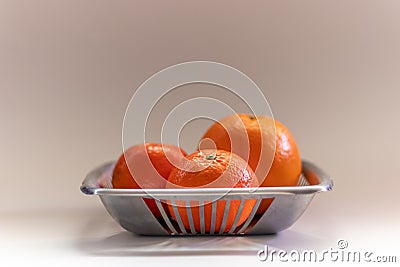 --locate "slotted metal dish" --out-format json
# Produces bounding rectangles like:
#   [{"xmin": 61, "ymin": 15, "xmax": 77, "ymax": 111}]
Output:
[{"xmin": 81, "ymin": 160, "xmax": 332, "ymax": 235}]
